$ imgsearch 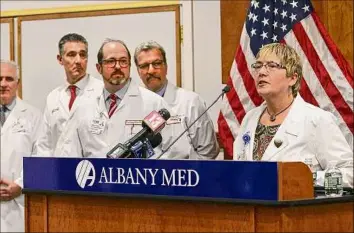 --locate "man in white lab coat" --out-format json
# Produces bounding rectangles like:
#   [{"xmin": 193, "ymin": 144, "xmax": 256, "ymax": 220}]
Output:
[
  {"xmin": 56, "ymin": 38, "xmax": 193, "ymax": 159},
  {"xmin": 35, "ymin": 33, "xmax": 103, "ymax": 157},
  {"xmin": 134, "ymin": 41, "xmax": 219, "ymax": 160},
  {"xmin": 0, "ymin": 60, "xmax": 43, "ymax": 232}
]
